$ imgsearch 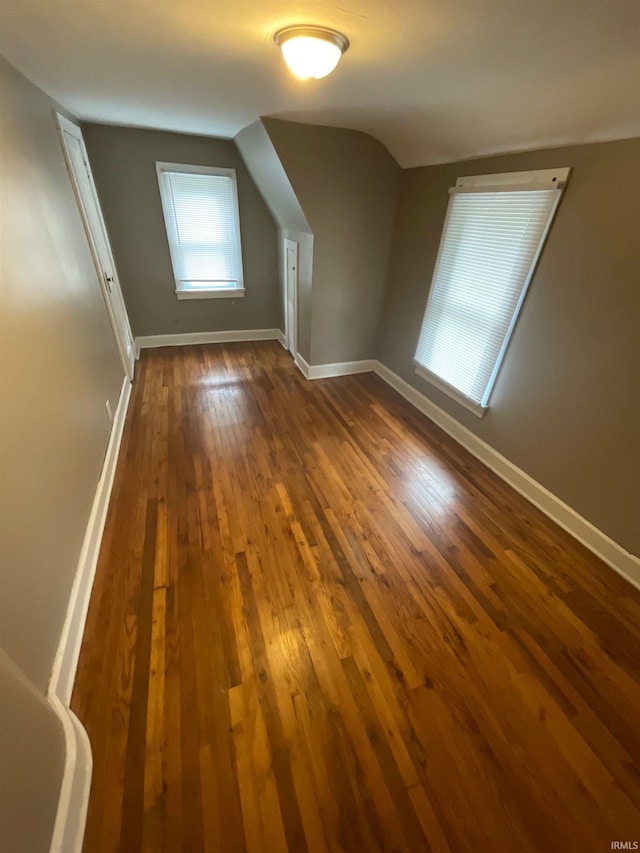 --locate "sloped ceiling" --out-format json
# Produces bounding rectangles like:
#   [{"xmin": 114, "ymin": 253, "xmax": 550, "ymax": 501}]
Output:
[
  {"xmin": 235, "ymin": 120, "xmax": 311, "ymax": 233},
  {"xmin": 1, "ymin": 0, "xmax": 639, "ymax": 167}
]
